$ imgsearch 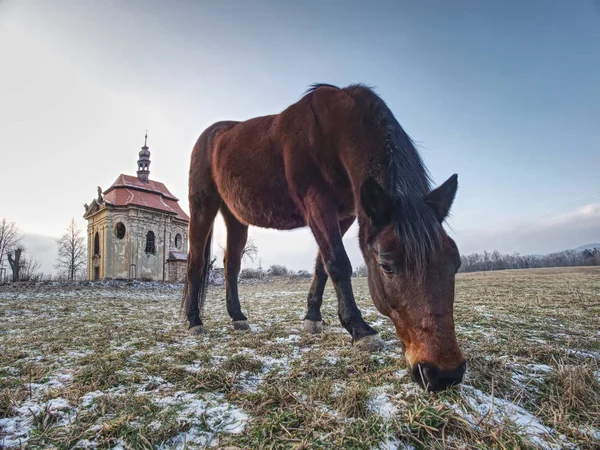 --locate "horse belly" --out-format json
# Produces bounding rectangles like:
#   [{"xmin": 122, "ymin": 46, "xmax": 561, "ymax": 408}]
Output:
[{"xmin": 216, "ymin": 163, "xmax": 306, "ymax": 230}]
